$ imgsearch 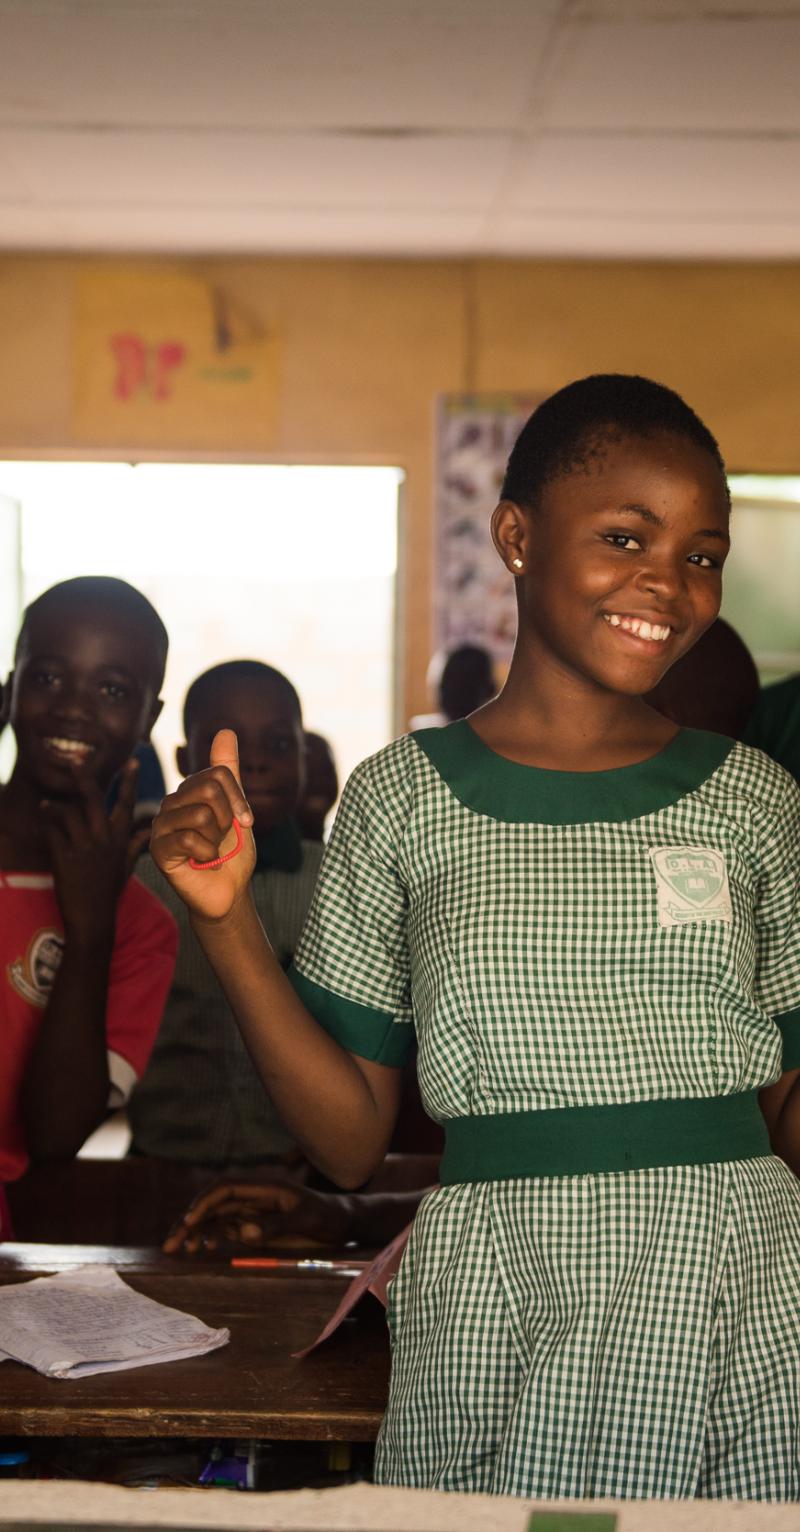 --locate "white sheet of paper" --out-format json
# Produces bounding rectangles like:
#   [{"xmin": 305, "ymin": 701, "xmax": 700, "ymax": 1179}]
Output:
[{"xmin": 0, "ymin": 1264, "xmax": 228, "ymax": 1378}]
